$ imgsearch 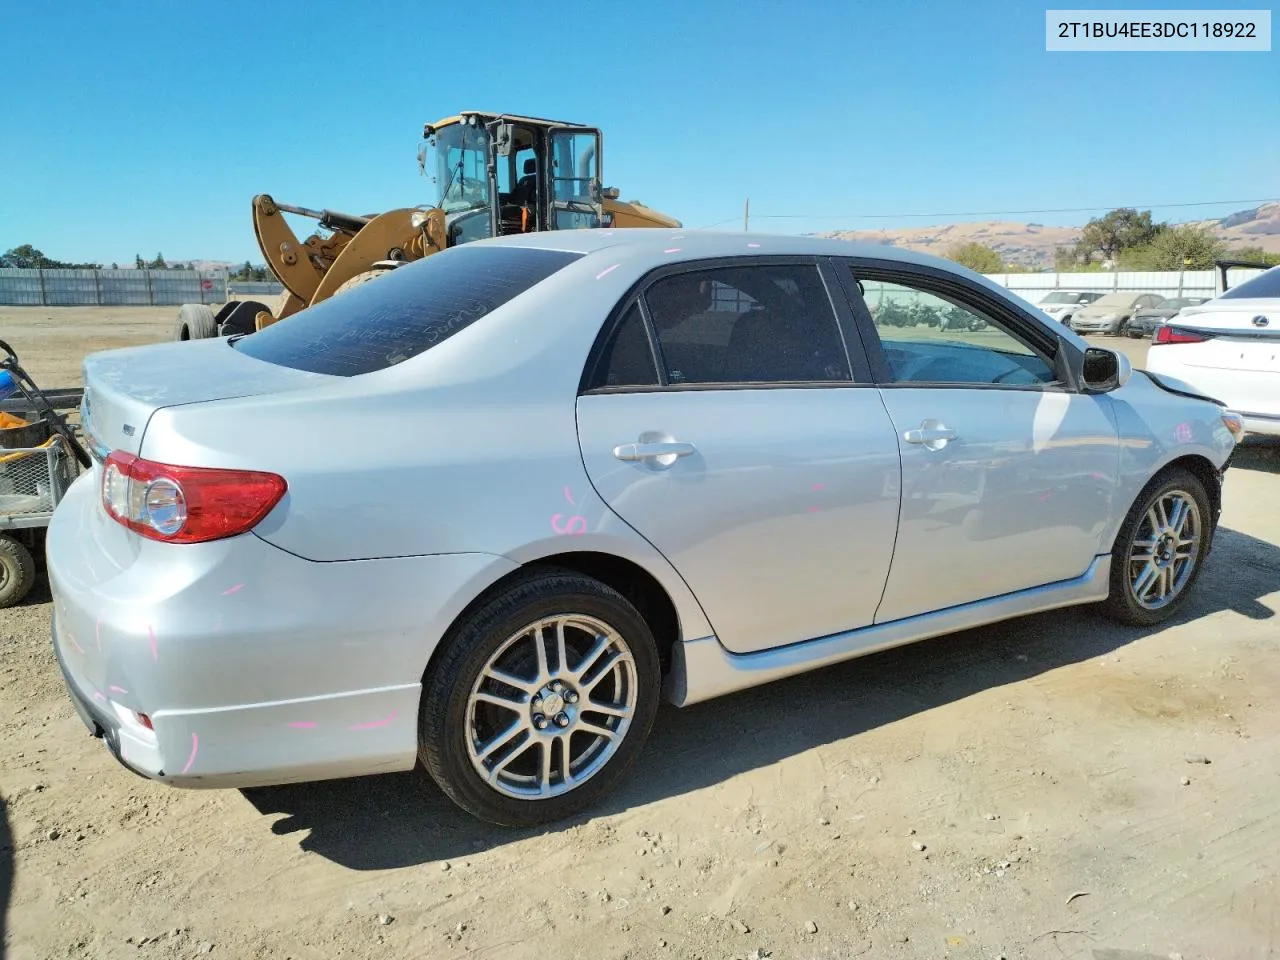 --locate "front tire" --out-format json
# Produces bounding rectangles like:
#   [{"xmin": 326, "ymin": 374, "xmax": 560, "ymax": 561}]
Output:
[
  {"xmin": 419, "ymin": 570, "xmax": 661, "ymax": 826},
  {"xmin": 1102, "ymin": 468, "xmax": 1212, "ymax": 626}
]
